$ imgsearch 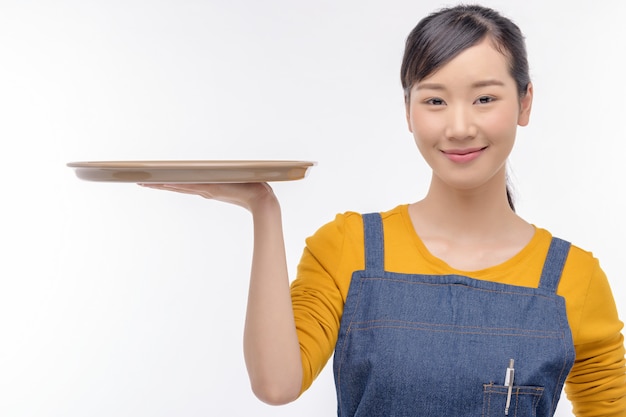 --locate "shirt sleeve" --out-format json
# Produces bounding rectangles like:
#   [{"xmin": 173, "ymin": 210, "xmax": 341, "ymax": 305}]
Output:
[
  {"xmin": 564, "ymin": 259, "xmax": 626, "ymax": 416},
  {"xmin": 290, "ymin": 212, "xmax": 362, "ymax": 394}
]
